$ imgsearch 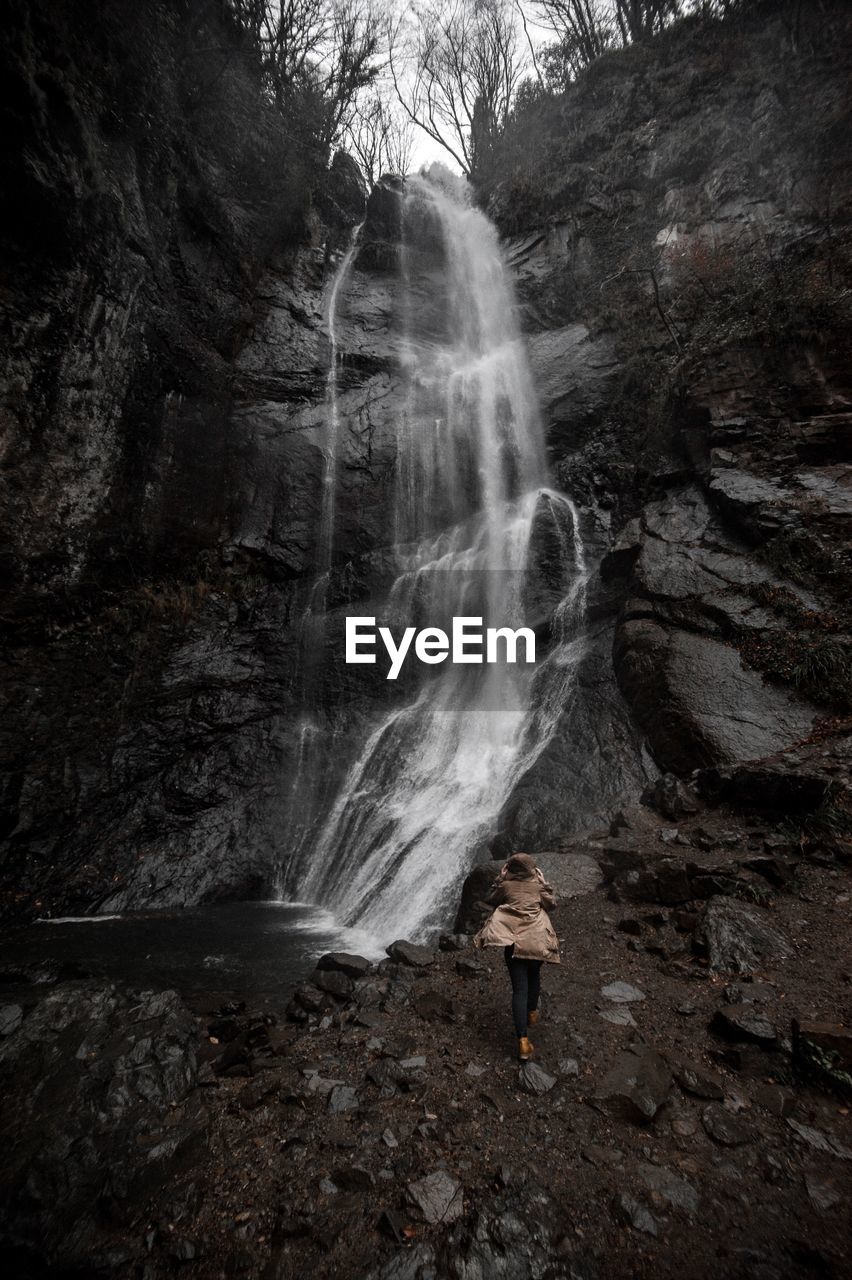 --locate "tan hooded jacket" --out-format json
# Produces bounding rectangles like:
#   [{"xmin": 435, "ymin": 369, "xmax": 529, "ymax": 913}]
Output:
[{"xmin": 473, "ymin": 853, "xmax": 561, "ymax": 964}]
